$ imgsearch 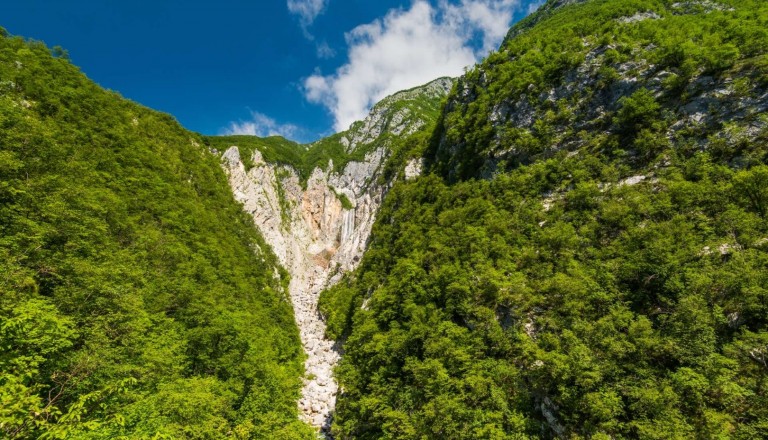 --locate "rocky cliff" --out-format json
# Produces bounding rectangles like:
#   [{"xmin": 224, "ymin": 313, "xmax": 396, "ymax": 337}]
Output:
[
  {"xmin": 318, "ymin": 1, "xmax": 768, "ymax": 438},
  {"xmin": 433, "ymin": 0, "xmax": 766, "ymax": 182},
  {"xmin": 217, "ymin": 77, "xmax": 454, "ymax": 432}
]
